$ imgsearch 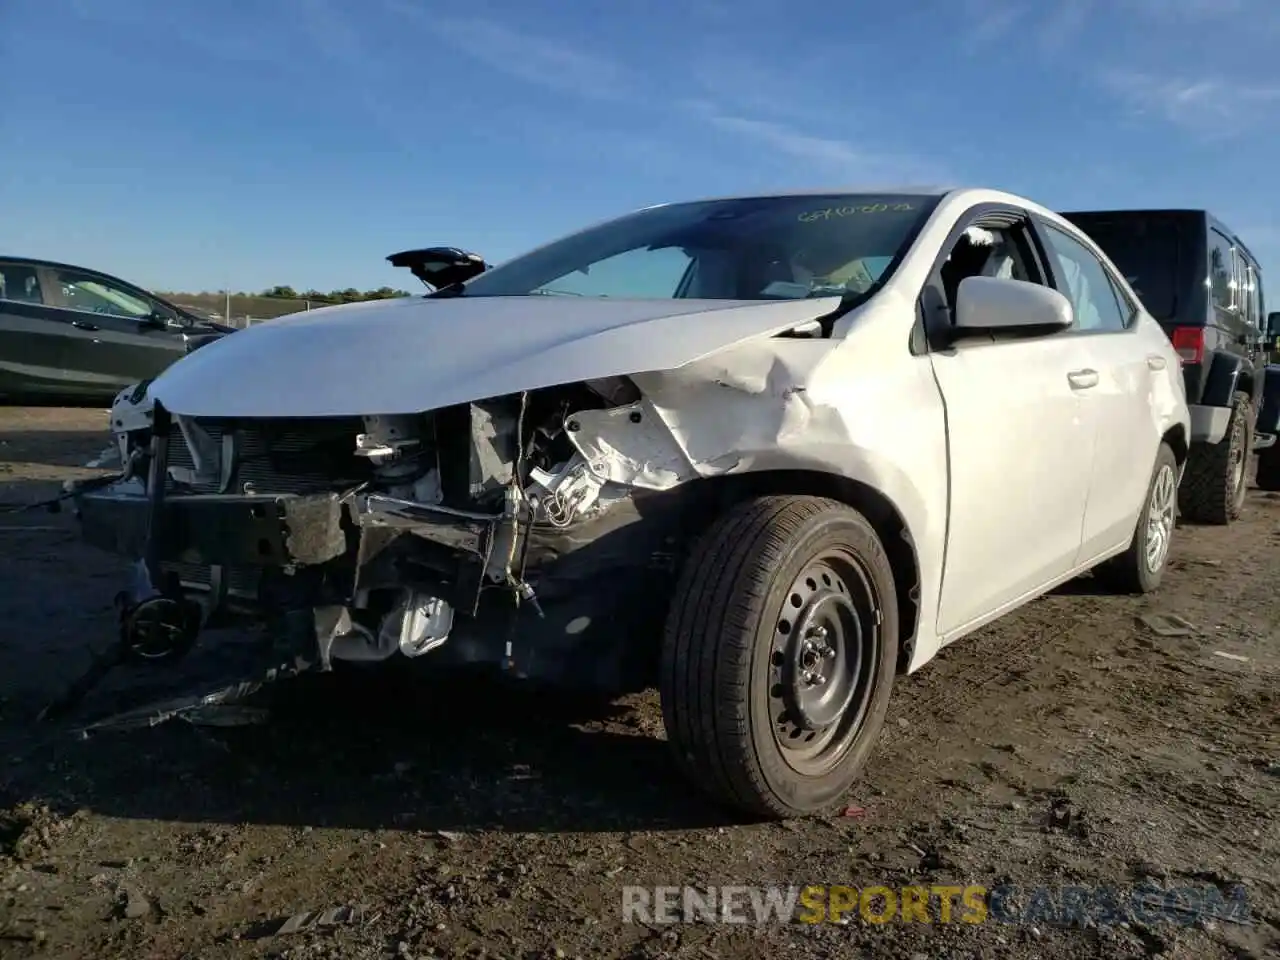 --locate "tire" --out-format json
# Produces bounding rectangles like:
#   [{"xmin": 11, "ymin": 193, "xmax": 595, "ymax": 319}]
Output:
[
  {"xmin": 1093, "ymin": 442, "xmax": 1178, "ymax": 594},
  {"xmin": 1178, "ymin": 390, "xmax": 1253, "ymax": 525},
  {"xmin": 1257, "ymin": 440, "xmax": 1280, "ymax": 492},
  {"xmin": 659, "ymin": 495, "xmax": 898, "ymax": 819}
]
